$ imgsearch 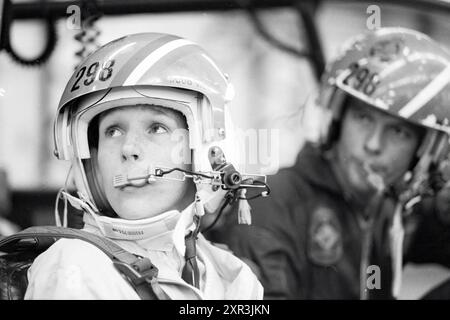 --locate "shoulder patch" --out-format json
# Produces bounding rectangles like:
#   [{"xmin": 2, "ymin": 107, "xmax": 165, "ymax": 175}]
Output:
[{"xmin": 308, "ymin": 206, "xmax": 343, "ymax": 266}]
